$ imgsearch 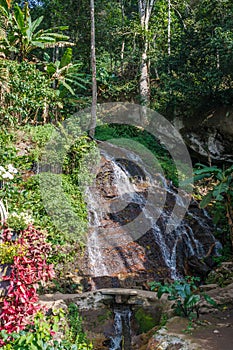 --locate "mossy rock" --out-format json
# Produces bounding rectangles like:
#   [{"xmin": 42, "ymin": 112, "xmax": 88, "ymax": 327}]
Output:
[
  {"xmin": 135, "ymin": 306, "xmax": 161, "ymax": 333},
  {"xmin": 205, "ymin": 261, "xmax": 233, "ymax": 287}
]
